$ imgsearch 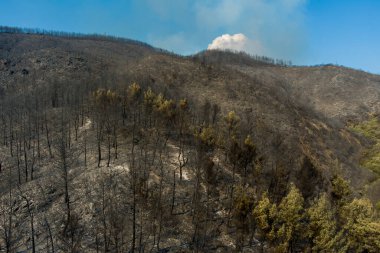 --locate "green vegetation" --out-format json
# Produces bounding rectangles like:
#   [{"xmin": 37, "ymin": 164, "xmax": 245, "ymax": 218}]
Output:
[
  {"xmin": 350, "ymin": 116, "xmax": 380, "ymax": 175},
  {"xmin": 248, "ymin": 181, "xmax": 380, "ymax": 252}
]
